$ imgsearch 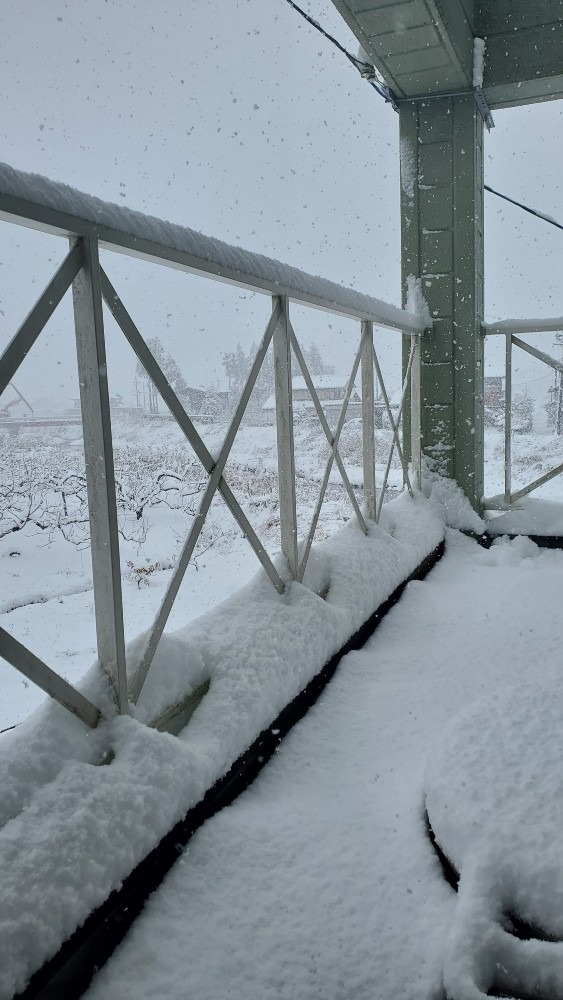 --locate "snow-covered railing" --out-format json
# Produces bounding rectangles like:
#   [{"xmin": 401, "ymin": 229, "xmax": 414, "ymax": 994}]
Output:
[
  {"xmin": 483, "ymin": 318, "xmax": 563, "ymax": 507},
  {"xmin": 0, "ymin": 164, "xmax": 426, "ymax": 729}
]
